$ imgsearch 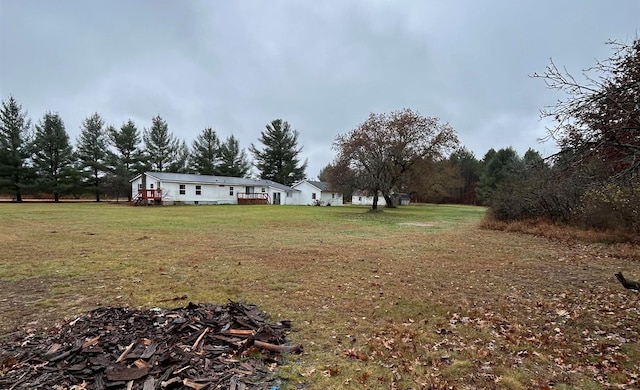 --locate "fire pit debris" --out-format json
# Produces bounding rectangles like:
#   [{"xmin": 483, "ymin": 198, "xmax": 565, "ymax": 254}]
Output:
[{"xmin": 0, "ymin": 301, "xmax": 302, "ymax": 389}]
